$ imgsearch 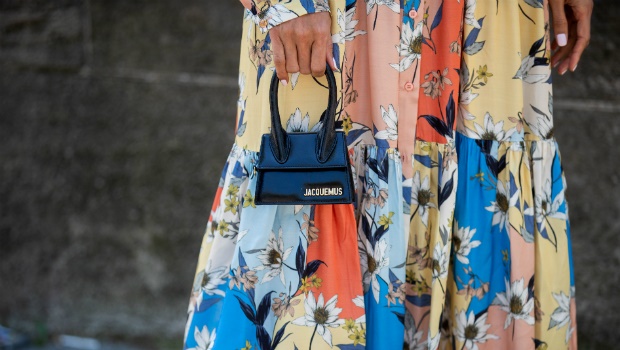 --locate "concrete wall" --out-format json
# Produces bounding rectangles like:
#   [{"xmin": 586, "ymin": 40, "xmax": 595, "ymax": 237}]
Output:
[{"xmin": 0, "ymin": 0, "xmax": 618, "ymax": 348}]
